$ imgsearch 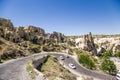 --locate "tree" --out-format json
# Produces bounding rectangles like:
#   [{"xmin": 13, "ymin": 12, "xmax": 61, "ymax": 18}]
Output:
[
  {"xmin": 78, "ymin": 54, "xmax": 96, "ymax": 70},
  {"xmin": 102, "ymin": 48, "xmax": 113, "ymax": 59},
  {"xmin": 100, "ymin": 59, "xmax": 117, "ymax": 75},
  {"xmin": 114, "ymin": 52, "xmax": 120, "ymax": 58}
]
